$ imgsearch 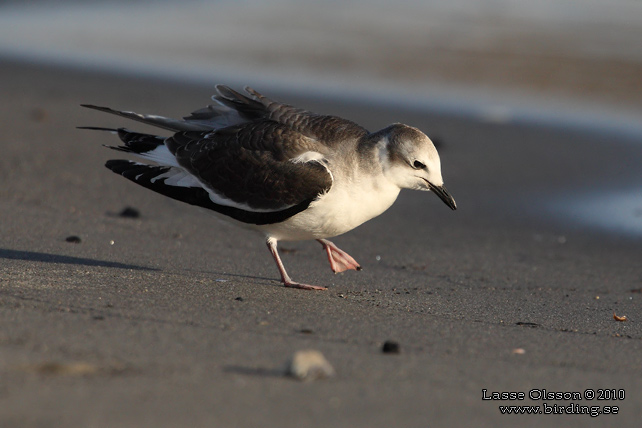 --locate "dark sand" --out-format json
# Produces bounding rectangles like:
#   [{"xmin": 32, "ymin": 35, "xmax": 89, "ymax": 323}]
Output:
[{"xmin": 1, "ymin": 60, "xmax": 641, "ymax": 427}]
